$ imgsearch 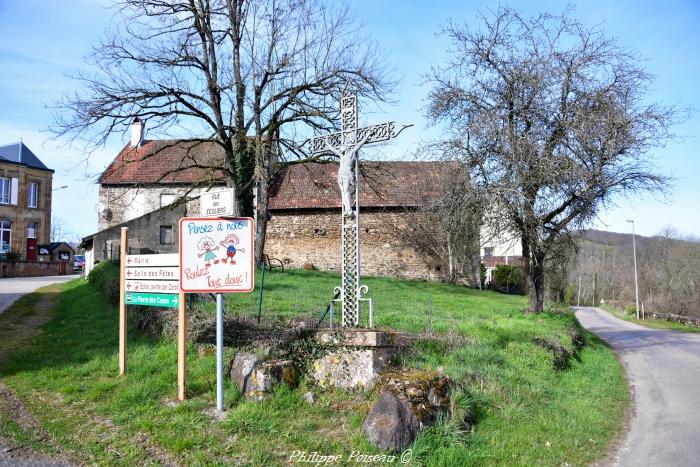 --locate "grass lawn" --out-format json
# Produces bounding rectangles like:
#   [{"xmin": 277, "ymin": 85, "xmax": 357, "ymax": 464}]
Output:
[
  {"xmin": 0, "ymin": 268, "xmax": 628, "ymax": 466},
  {"xmin": 600, "ymin": 304, "xmax": 700, "ymax": 333}
]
